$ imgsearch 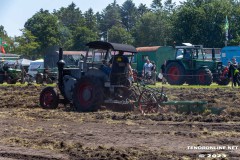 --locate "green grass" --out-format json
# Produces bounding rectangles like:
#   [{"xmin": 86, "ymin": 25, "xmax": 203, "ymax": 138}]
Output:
[
  {"xmin": 152, "ymin": 82, "xmax": 233, "ymax": 89},
  {"xmin": 0, "ymin": 81, "xmax": 234, "ymax": 89},
  {"xmin": 0, "ymin": 82, "xmax": 57, "ymax": 87}
]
